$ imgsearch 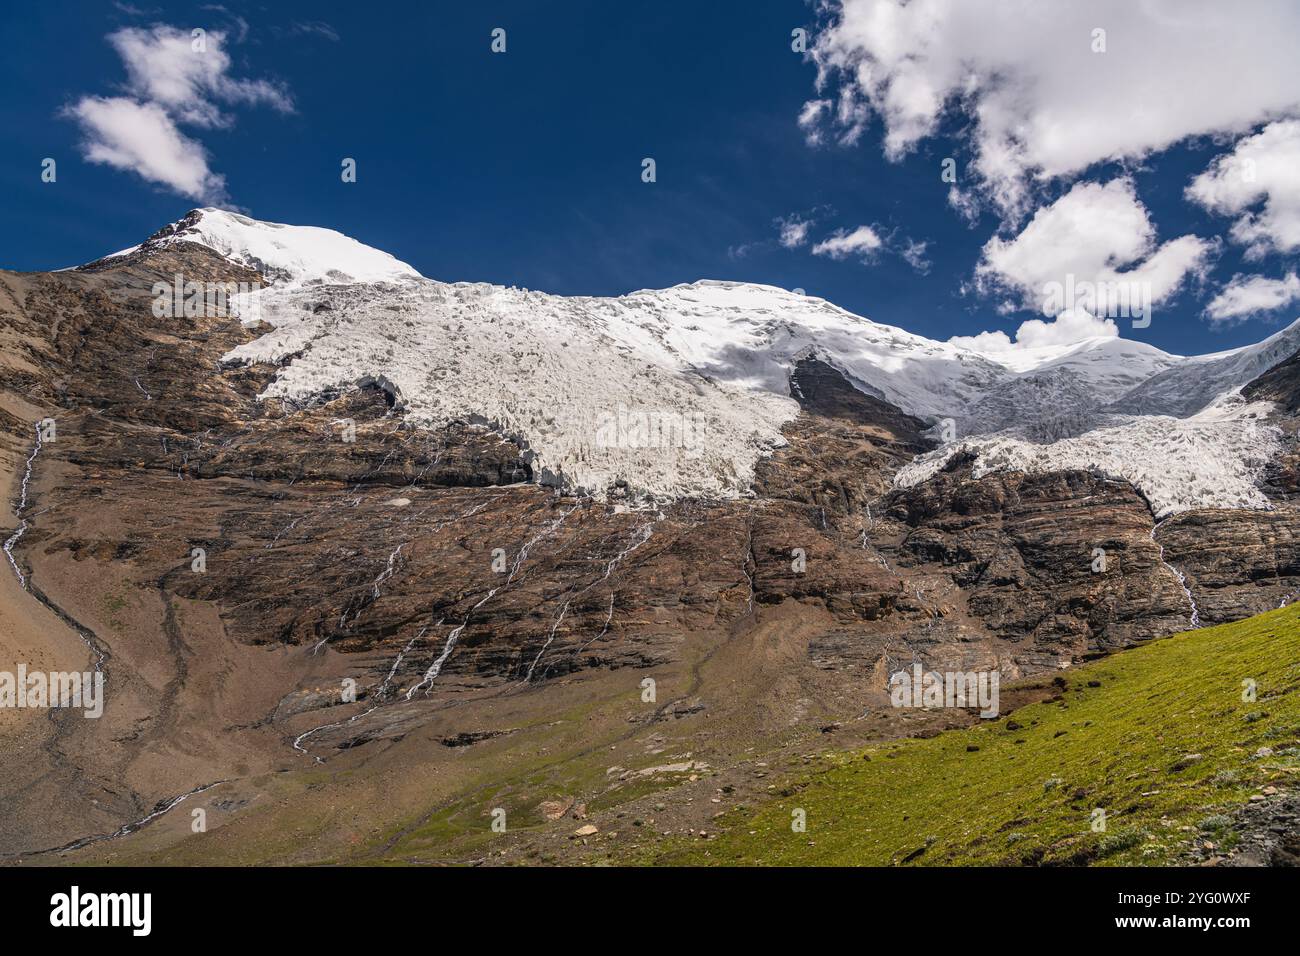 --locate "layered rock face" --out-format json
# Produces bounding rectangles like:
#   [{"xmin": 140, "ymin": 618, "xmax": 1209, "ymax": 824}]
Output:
[
  {"xmin": 884, "ymin": 463, "xmax": 1195, "ymax": 658},
  {"xmin": 2, "ymin": 237, "xmax": 1299, "ymax": 858},
  {"xmin": 5, "ymin": 242, "xmax": 1300, "ymax": 691}
]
